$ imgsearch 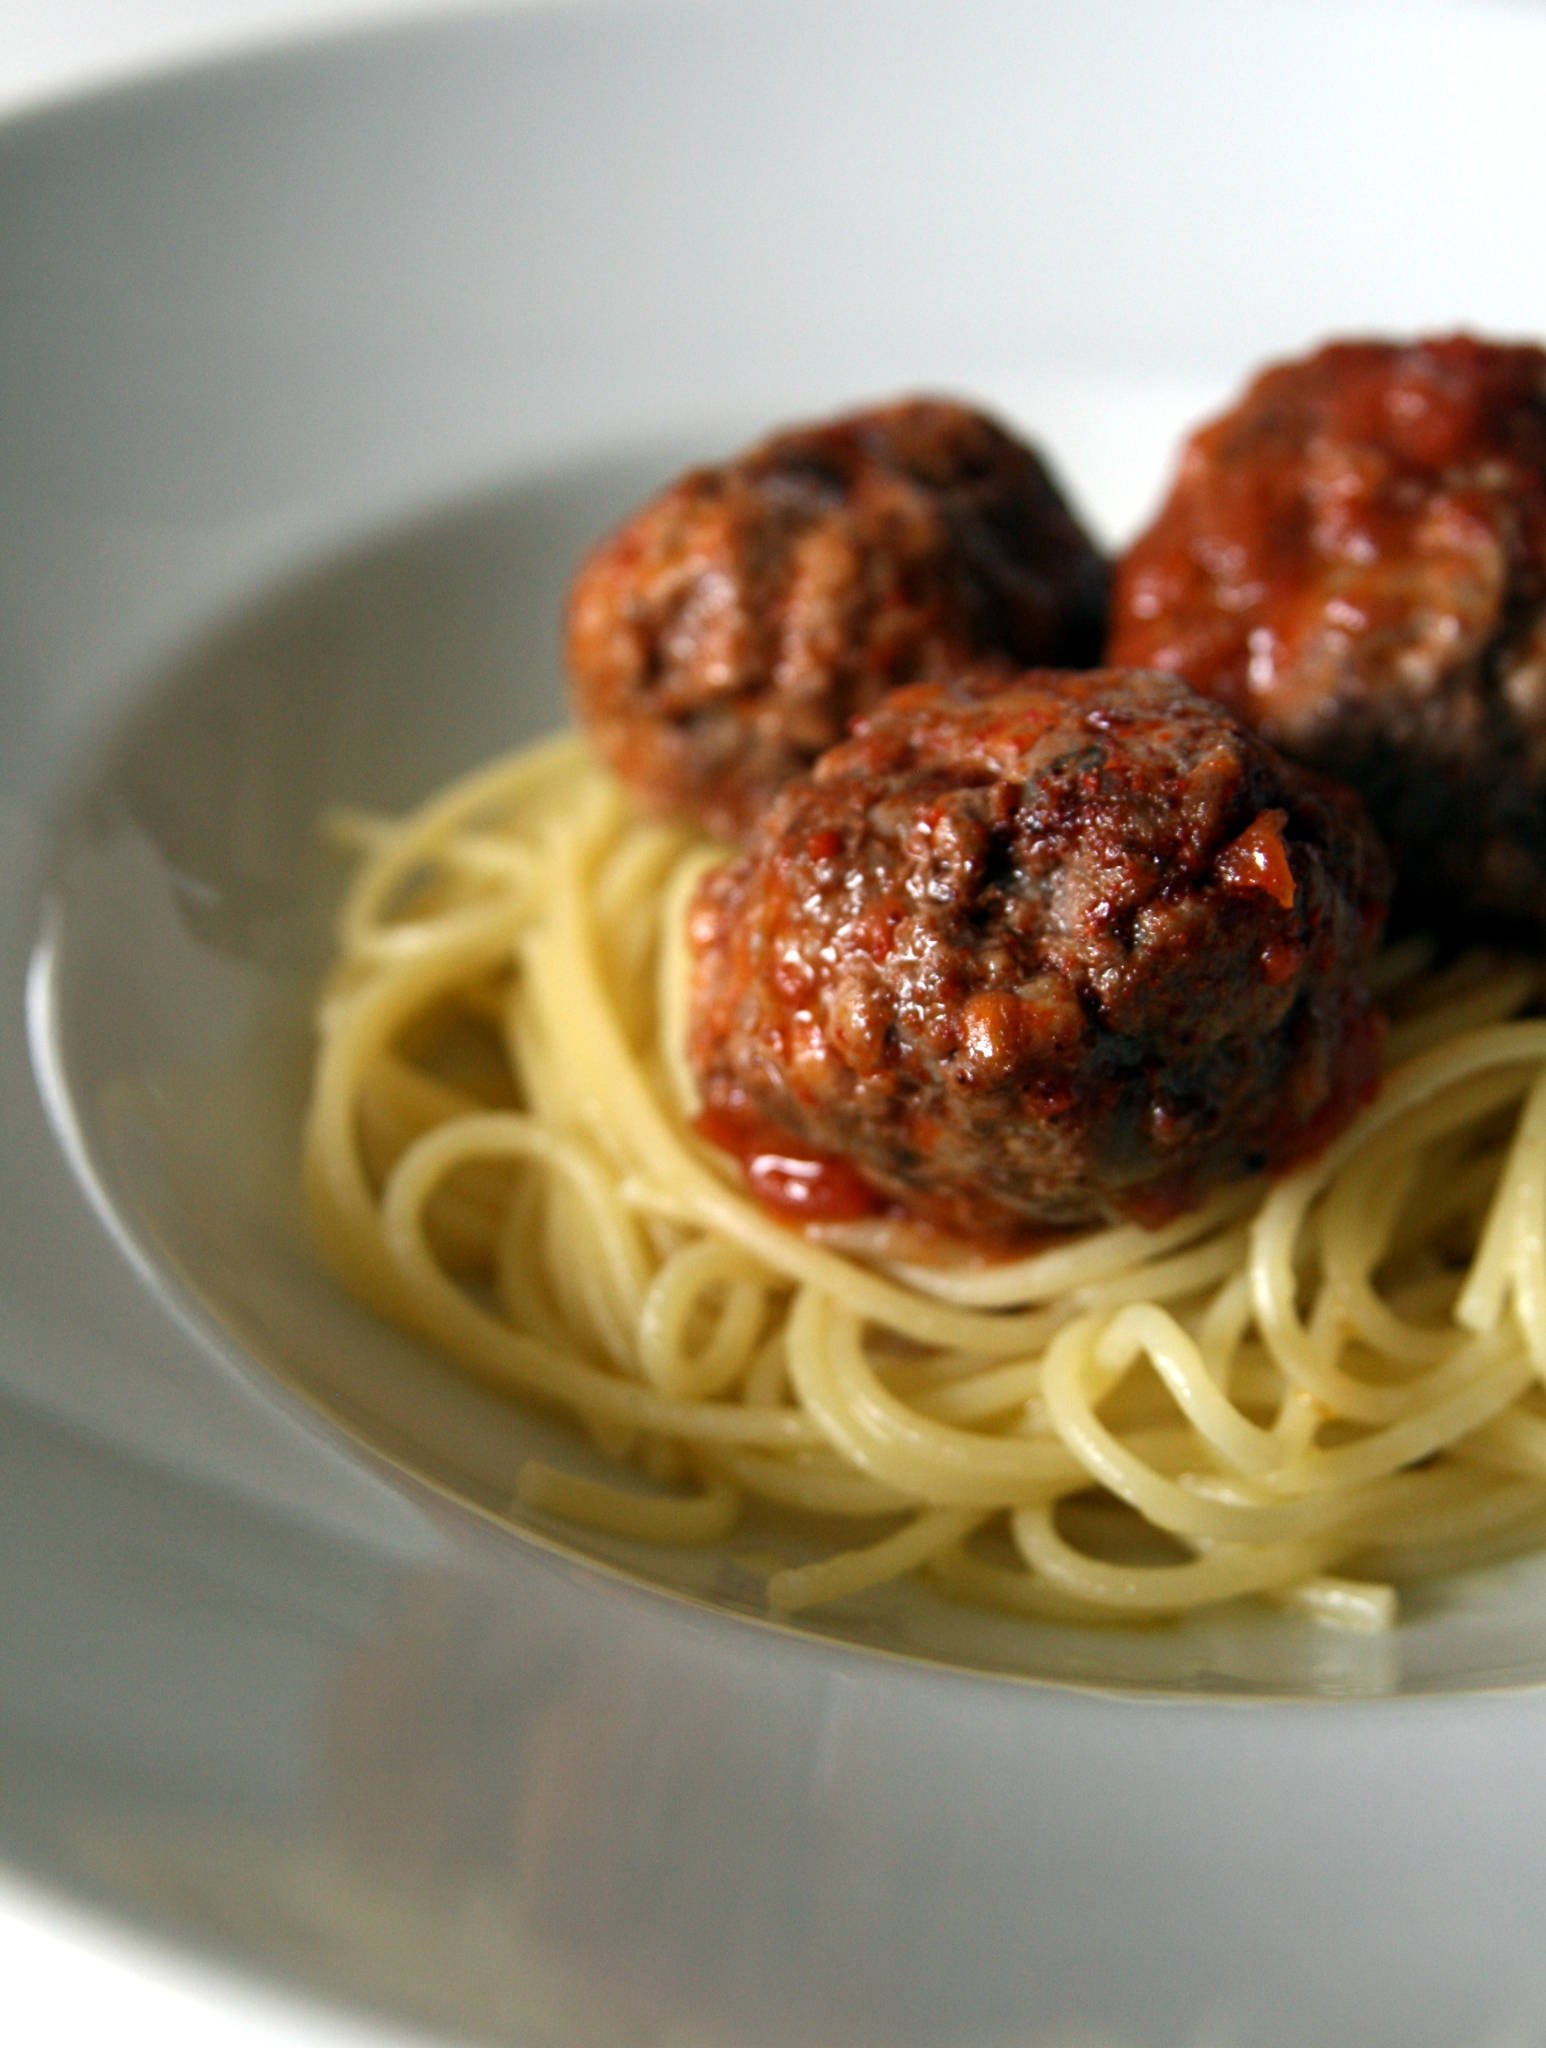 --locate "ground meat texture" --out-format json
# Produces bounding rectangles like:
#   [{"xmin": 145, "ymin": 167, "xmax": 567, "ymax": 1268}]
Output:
[
  {"xmin": 565, "ymin": 398, "xmax": 1108, "ymax": 843},
  {"xmin": 687, "ymin": 669, "xmax": 1390, "ymax": 1239},
  {"xmin": 1109, "ymin": 334, "xmax": 1546, "ymax": 936}
]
